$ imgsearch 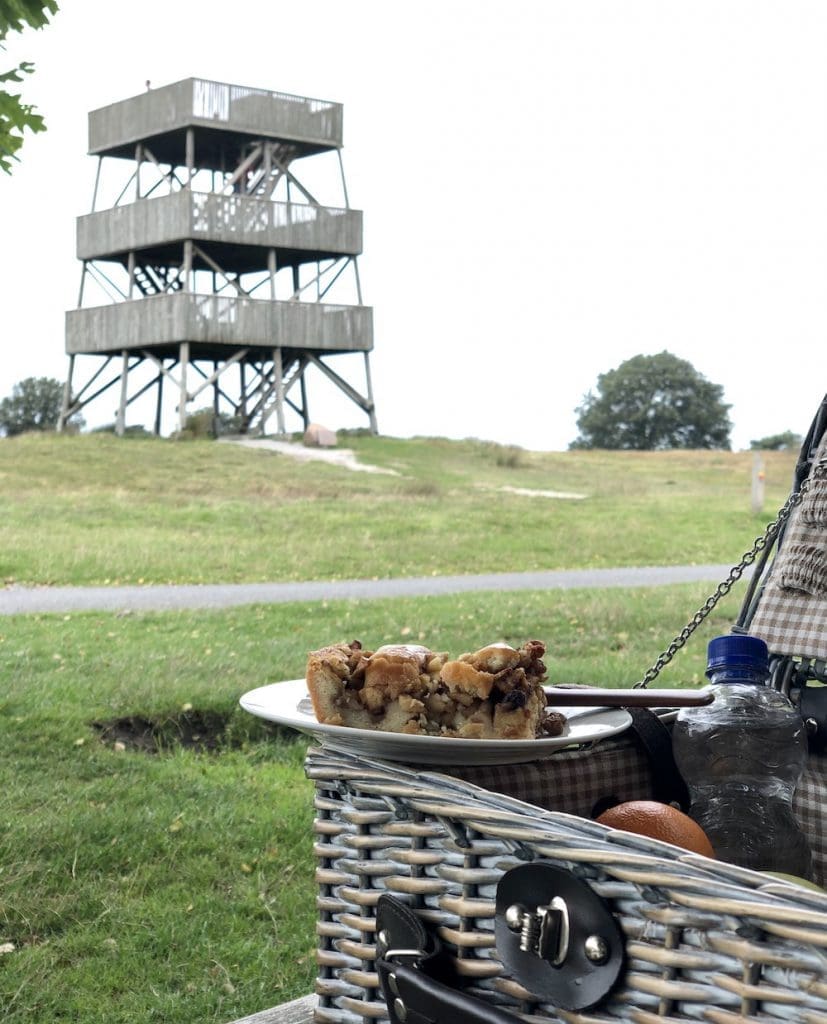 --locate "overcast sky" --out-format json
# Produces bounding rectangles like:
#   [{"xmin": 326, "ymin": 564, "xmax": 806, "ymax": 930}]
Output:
[{"xmin": 1, "ymin": 1, "xmax": 826, "ymax": 450}]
